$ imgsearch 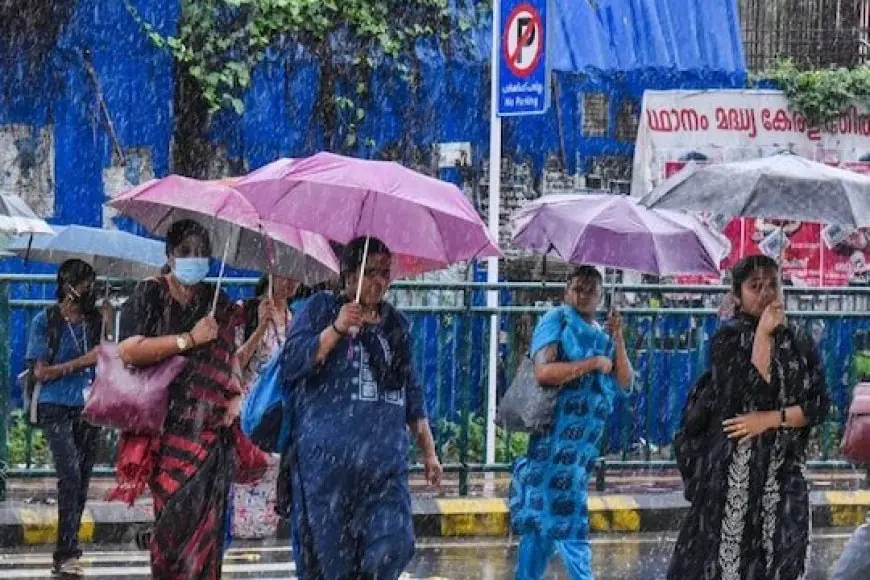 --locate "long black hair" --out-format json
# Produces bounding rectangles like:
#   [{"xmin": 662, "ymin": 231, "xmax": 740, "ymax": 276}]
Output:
[
  {"xmin": 731, "ymin": 254, "xmax": 779, "ymax": 297},
  {"xmin": 165, "ymin": 219, "xmax": 212, "ymax": 257},
  {"xmin": 56, "ymin": 259, "xmax": 95, "ymax": 303},
  {"xmin": 340, "ymin": 236, "xmax": 391, "ymax": 286},
  {"xmin": 567, "ymin": 265, "xmax": 603, "ymax": 287},
  {"xmin": 252, "ymin": 274, "xmax": 314, "ymax": 301}
]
